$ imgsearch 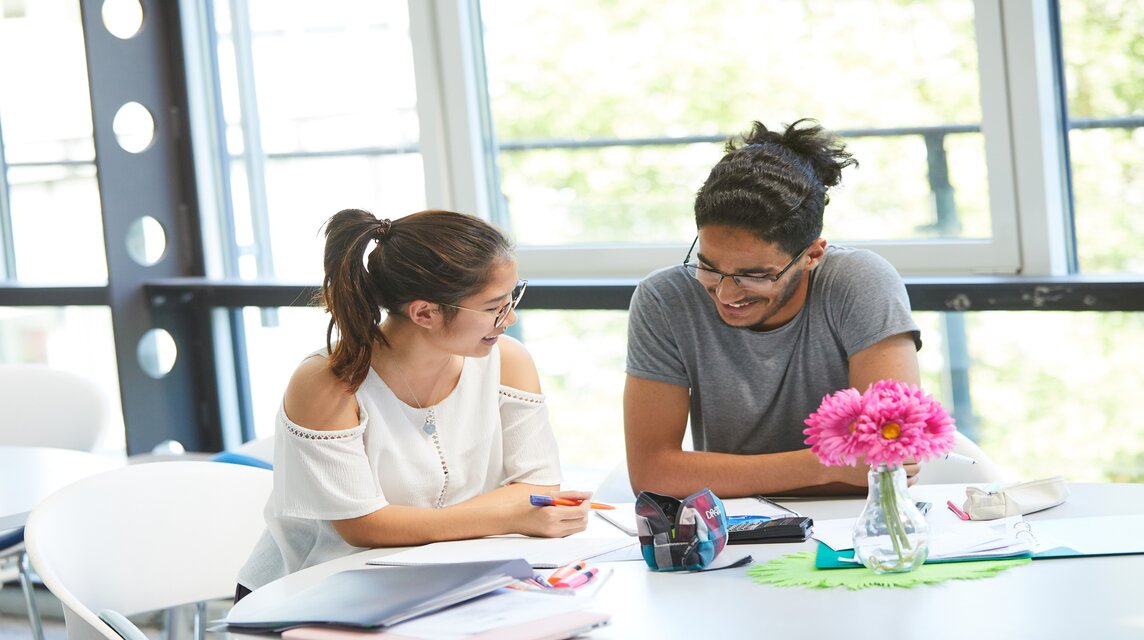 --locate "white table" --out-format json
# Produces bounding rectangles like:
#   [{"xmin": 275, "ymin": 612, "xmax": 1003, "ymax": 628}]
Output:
[
  {"xmin": 0, "ymin": 446, "xmax": 123, "ymax": 531},
  {"xmin": 227, "ymin": 483, "xmax": 1144, "ymax": 639}
]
